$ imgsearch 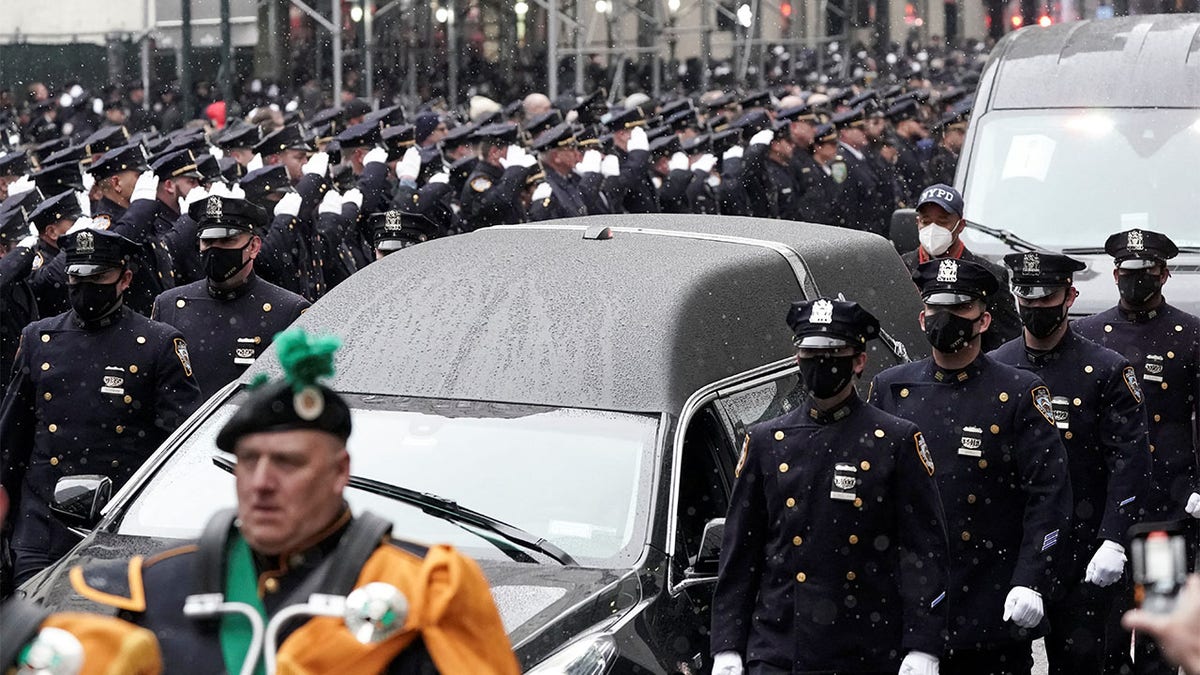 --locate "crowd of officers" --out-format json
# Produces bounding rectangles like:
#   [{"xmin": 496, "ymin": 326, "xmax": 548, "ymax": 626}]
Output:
[{"xmin": 712, "ymin": 185, "xmax": 1200, "ymax": 675}]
